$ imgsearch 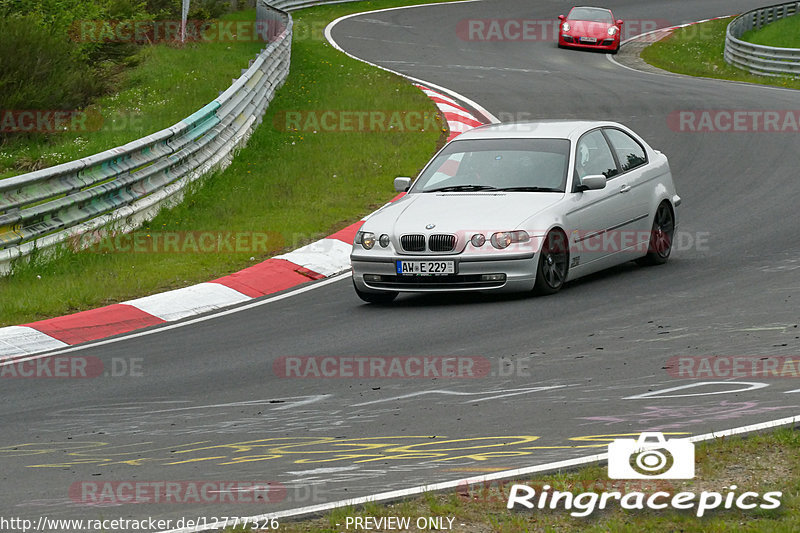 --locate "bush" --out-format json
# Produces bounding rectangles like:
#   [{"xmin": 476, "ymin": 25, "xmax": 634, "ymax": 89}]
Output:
[
  {"xmin": 0, "ymin": 0, "xmax": 235, "ymax": 142},
  {"xmin": 0, "ymin": 14, "xmax": 105, "ymax": 113}
]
